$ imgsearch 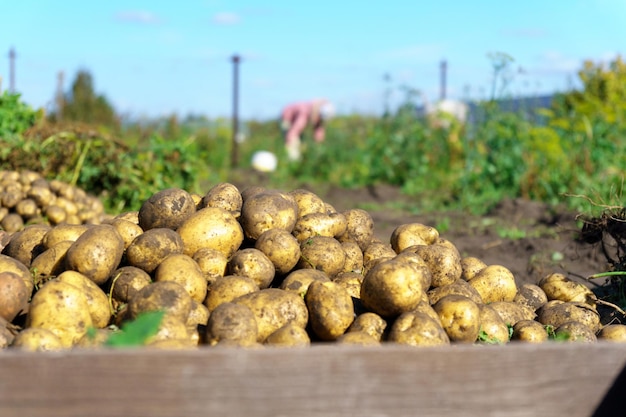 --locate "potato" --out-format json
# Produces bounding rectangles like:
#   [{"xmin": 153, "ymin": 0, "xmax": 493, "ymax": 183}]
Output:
[
  {"xmin": 146, "ymin": 315, "xmax": 196, "ymax": 347},
  {"xmin": 228, "ymin": 248, "xmax": 276, "ymax": 289},
  {"xmin": 433, "ymin": 294, "xmax": 481, "ymax": 343},
  {"xmin": 341, "ymin": 241, "xmax": 364, "ymax": 273},
  {"xmin": 467, "ymin": 264, "xmax": 517, "ymax": 303},
  {"xmin": 128, "ymin": 281, "xmax": 192, "ymax": 323},
  {"xmin": 234, "ymin": 288, "xmax": 309, "ymax": 342},
  {"xmin": 240, "ymin": 190, "xmax": 298, "ymax": 240},
  {"xmin": 390, "ymin": 223, "xmax": 439, "ymax": 253},
  {"xmin": 403, "ymin": 244, "xmax": 462, "ymax": 288},
  {"xmin": 187, "ymin": 300, "xmax": 210, "ymax": 328},
  {"xmin": 30, "ymin": 240, "xmax": 74, "ymax": 280},
  {"xmin": 393, "ymin": 251, "xmax": 433, "ymax": 290},
  {"xmin": 288, "ymin": 188, "xmax": 327, "ymax": 217},
  {"xmin": 15, "ymin": 198, "xmax": 39, "ymax": 219},
  {"xmin": 597, "ymin": 324, "xmax": 626, "ymax": 342},
  {"xmin": 44, "ymin": 204, "xmax": 67, "ymax": 225},
  {"xmin": 177, "ymin": 207, "xmax": 244, "ymax": 258},
  {"xmin": 460, "ymin": 256, "xmax": 487, "ymax": 281},
  {"xmin": 0, "ymin": 253, "xmax": 34, "ymax": 295},
  {"xmin": 280, "ymin": 269, "xmax": 330, "ymax": 297},
  {"xmin": 362, "ymin": 240, "xmax": 396, "ymax": 271},
  {"xmin": 1, "ymin": 223, "xmax": 50, "ymax": 267},
  {"xmin": 205, "ymin": 302, "xmax": 258, "ymax": 347},
  {"xmin": 387, "ymin": 311, "xmax": 450, "ymax": 346},
  {"xmin": 264, "ymin": 322, "xmax": 311, "ymax": 347},
  {"xmin": 555, "ymin": 321, "xmax": 597, "ymax": 343},
  {"xmin": 26, "ymin": 280, "xmax": 94, "ymax": 348},
  {"xmin": 2, "ymin": 213, "xmax": 24, "ymax": 233},
  {"xmin": 240, "ymin": 185, "xmax": 266, "ymax": 203},
  {"xmin": 297, "ymin": 236, "xmax": 346, "ymax": 277},
  {"xmin": 514, "ymin": 283, "xmax": 548, "ymax": 311},
  {"xmin": 192, "ymin": 247, "xmax": 228, "ymax": 285},
  {"xmin": 107, "ymin": 218, "xmax": 144, "ymax": 250},
  {"xmin": 109, "ymin": 266, "xmax": 152, "ymax": 304},
  {"xmin": 332, "ymin": 271, "xmax": 363, "ymax": 299},
  {"xmin": 138, "ymin": 188, "xmax": 196, "ymax": 231},
  {"xmin": 337, "ymin": 208, "xmax": 374, "ymax": 251},
  {"xmin": 200, "ymin": 183, "xmax": 243, "ymax": 218},
  {"xmin": 11, "ymin": 327, "xmax": 64, "ymax": 351},
  {"xmin": 27, "ymin": 184, "xmax": 55, "ymax": 207},
  {"xmin": 75, "ymin": 328, "xmax": 113, "ymax": 349},
  {"xmin": 56, "ymin": 270, "xmax": 111, "ymax": 328},
  {"xmin": 305, "ymin": 281, "xmax": 355, "ymax": 341},
  {"xmin": 115, "ymin": 211, "xmax": 139, "ymax": 224},
  {"xmin": 360, "ymin": 259, "xmax": 424, "ymax": 318},
  {"xmin": 427, "ymin": 279, "xmax": 483, "ymax": 306},
  {"xmin": 489, "ymin": 301, "xmax": 536, "ymax": 327},
  {"xmin": 0, "ymin": 271, "xmax": 30, "ymax": 322},
  {"xmin": 537, "ymin": 301, "xmax": 601, "ymax": 332},
  {"xmin": 412, "ymin": 300, "xmax": 443, "ymax": 324},
  {"xmin": 126, "ymin": 227, "xmax": 185, "ymax": 274},
  {"xmin": 292, "ymin": 212, "xmax": 348, "ymax": 242},
  {"xmin": 154, "ymin": 253, "xmax": 208, "ymax": 303},
  {"xmin": 42, "ymin": 223, "xmax": 90, "ymax": 249},
  {"xmin": 0, "ymin": 322, "xmax": 14, "ymax": 349},
  {"xmin": 65, "ymin": 224, "xmax": 125, "ymax": 285},
  {"xmin": 204, "ymin": 275, "xmax": 260, "ymax": 313},
  {"xmin": 336, "ymin": 331, "xmax": 380, "ymax": 346},
  {"xmin": 538, "ymin": 273, "xmax": 597, "ymax": 308},
  {"xmin": 511, "ymin": 320, "xmax": 548, "ymax": 343},
  {"xmin": 347, "ymin": 312, "xmax": 387, "ymax": 341},
  {"xmin": 478, "ymin": 304, "xmax": 510, "ymax": 344},
  {"xmin": 254, "ymin": 228, "xmax": 301, "ymax": 276}
]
